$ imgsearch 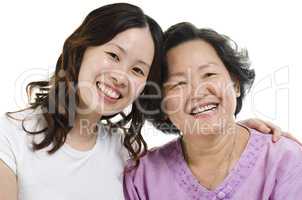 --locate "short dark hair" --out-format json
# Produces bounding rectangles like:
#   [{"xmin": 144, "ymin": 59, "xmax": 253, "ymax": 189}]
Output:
[{"xmin": 149, "ymin": 22, "xmax": 255, "ymax": 134}]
